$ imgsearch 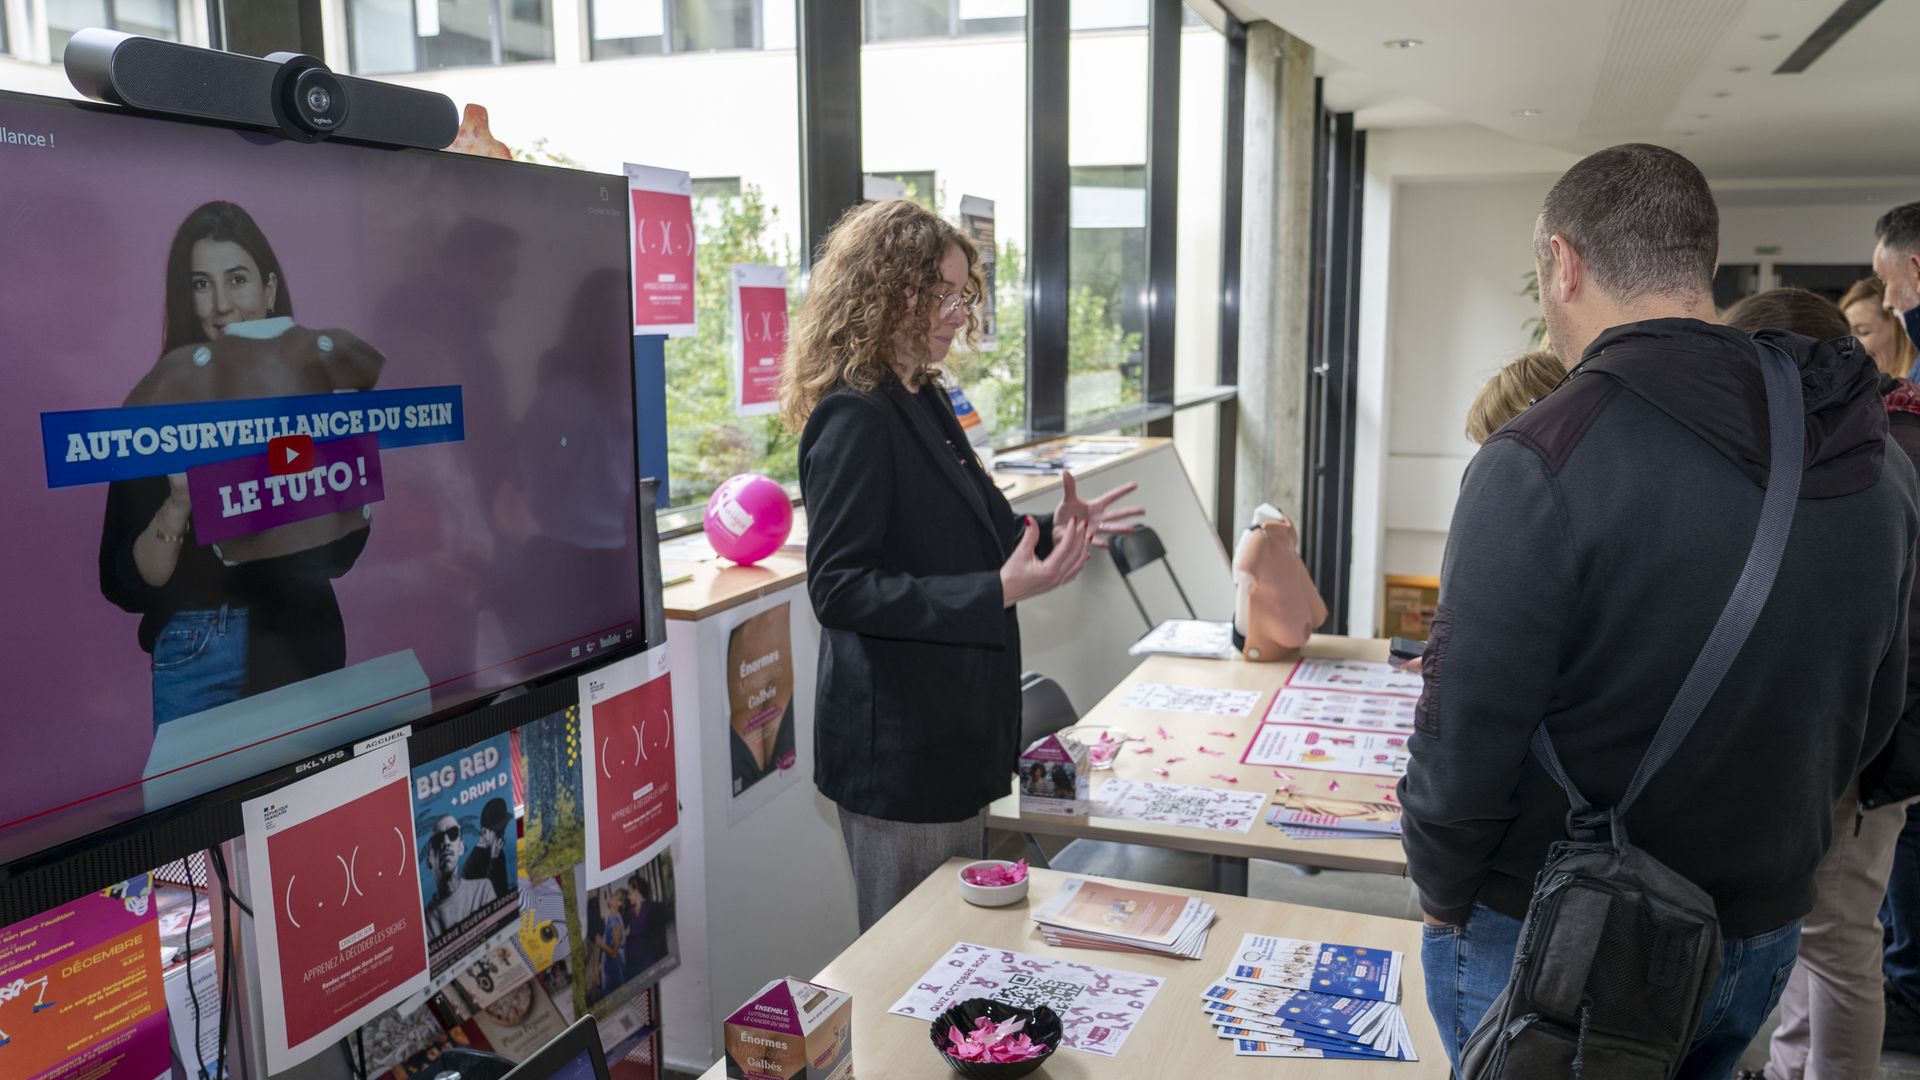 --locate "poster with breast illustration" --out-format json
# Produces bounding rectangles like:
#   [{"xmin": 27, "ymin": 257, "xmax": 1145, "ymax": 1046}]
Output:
[
  {"xmin": 242, "ymin": 745, "xmax": 429, "ymax": 1073},
  {"xmin": 1240, "ymin": 725, "xmax": 1410, "ymax": 778}
]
